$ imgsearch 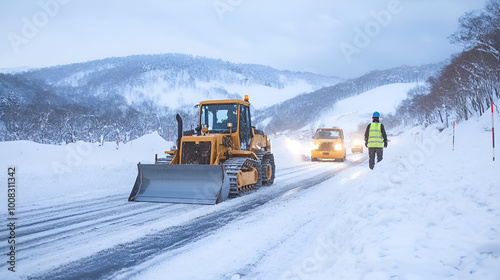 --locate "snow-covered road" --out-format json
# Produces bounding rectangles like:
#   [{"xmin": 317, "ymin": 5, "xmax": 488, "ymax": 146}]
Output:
[{"xmin": 1, "ymin": 142, "xmax": 367, "ymax": 279}]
